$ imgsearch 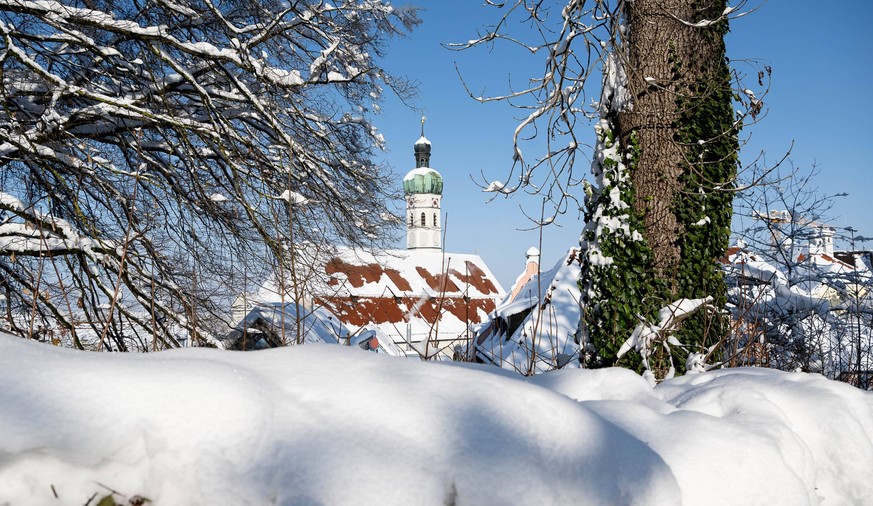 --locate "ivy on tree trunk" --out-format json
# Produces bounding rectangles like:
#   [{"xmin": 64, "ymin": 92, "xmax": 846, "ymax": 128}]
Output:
[{"xmin": 582, "ymin": 0, "xmax": 739, "ymax": 374}]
